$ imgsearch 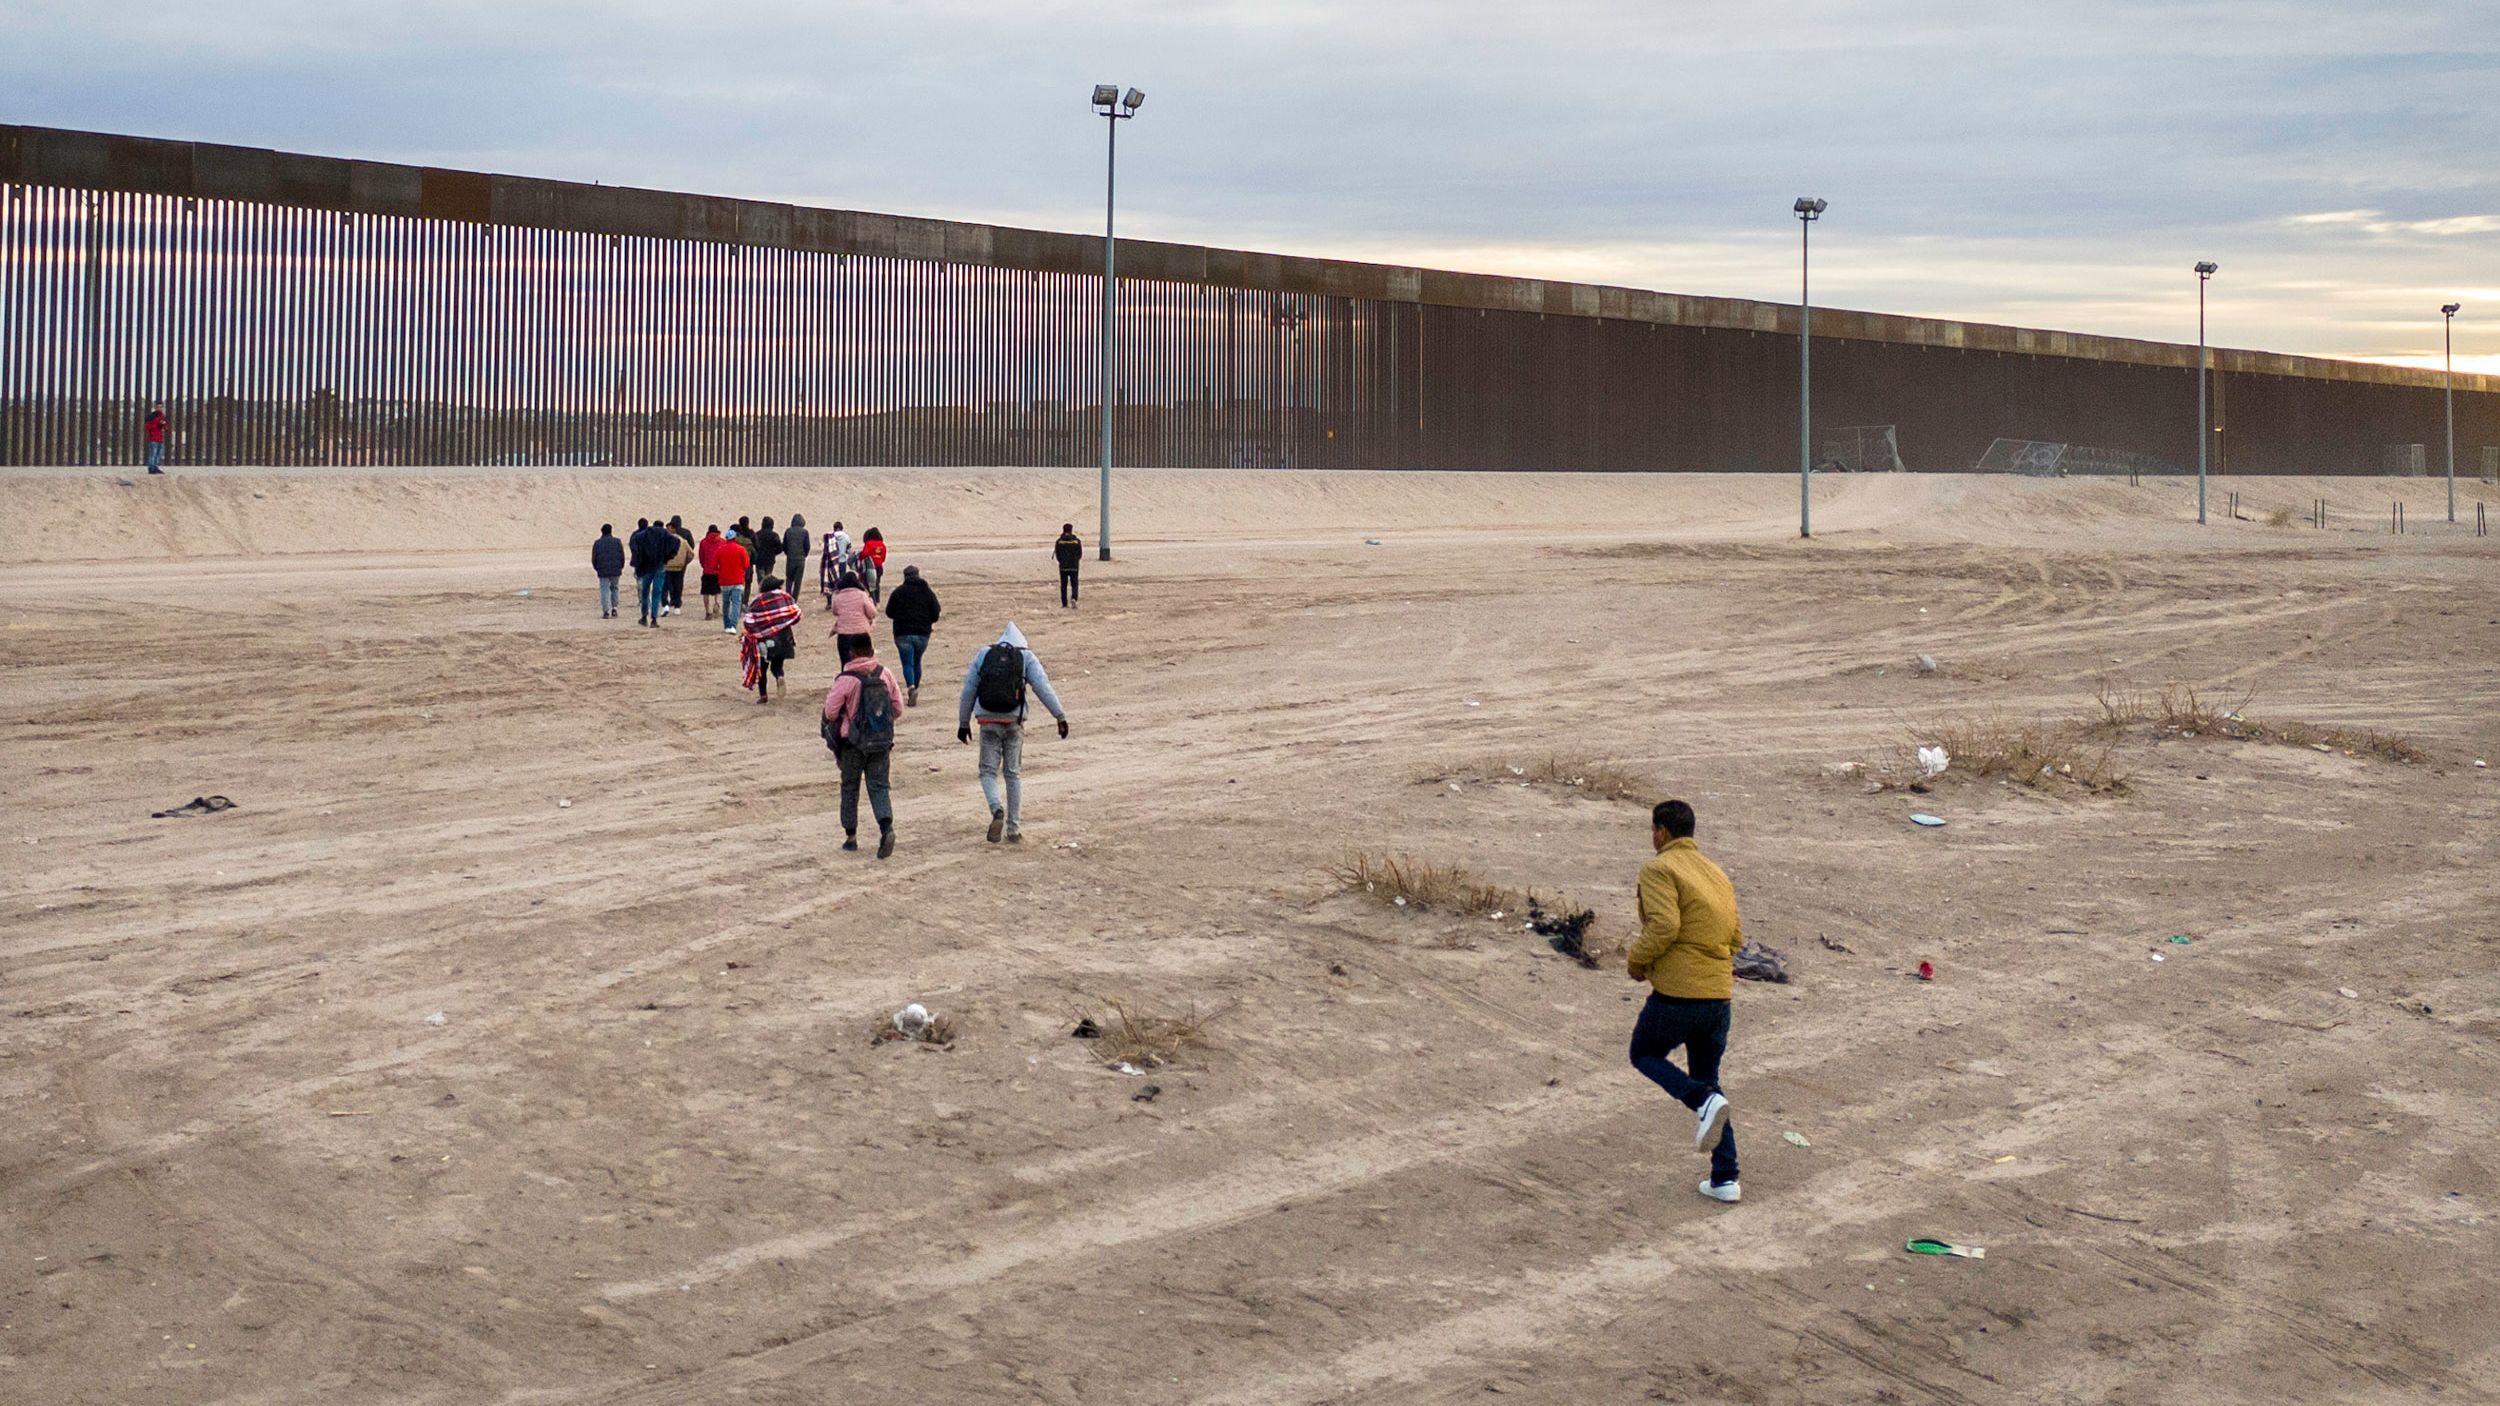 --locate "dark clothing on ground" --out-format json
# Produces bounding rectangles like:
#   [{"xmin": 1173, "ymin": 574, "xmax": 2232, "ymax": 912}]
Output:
[
  {"xmin": 592, "ymin": 535, "xmax": 625, "ymax": 578},
  {"xmin": 885, "ymin": 577, "xmax": 941, "ymax": 637},
  {"xmin": 1629, "ymin": 993, "xmax": 1738, "ymax": 1186},
  {"xmin": 837, "ymin": 745, "xmax": 893, "ymax": 833}
]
